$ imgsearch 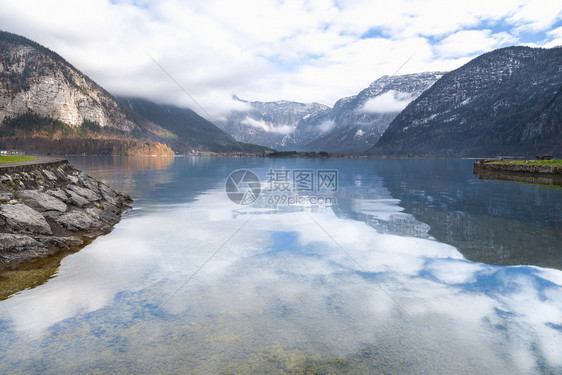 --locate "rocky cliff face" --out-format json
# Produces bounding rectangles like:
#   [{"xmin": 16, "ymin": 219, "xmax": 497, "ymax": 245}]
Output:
[
  {"xmin": 304, "ymin": 72, "xmax": 444, "ymax": 154},
  {"xmin": 0, "ymin": 31, "xmax": 138, "ymax": 132},
  {"xmin": 0, "ymin": 158, "xmax": 131, "ymax": 270},
  {"xmin": 371, "ymin": 46, "xmax": 562, "ymax": 157},
  {"xmin": 0, "ymin": 31, "xmax": 270, "ymax": 155}
]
